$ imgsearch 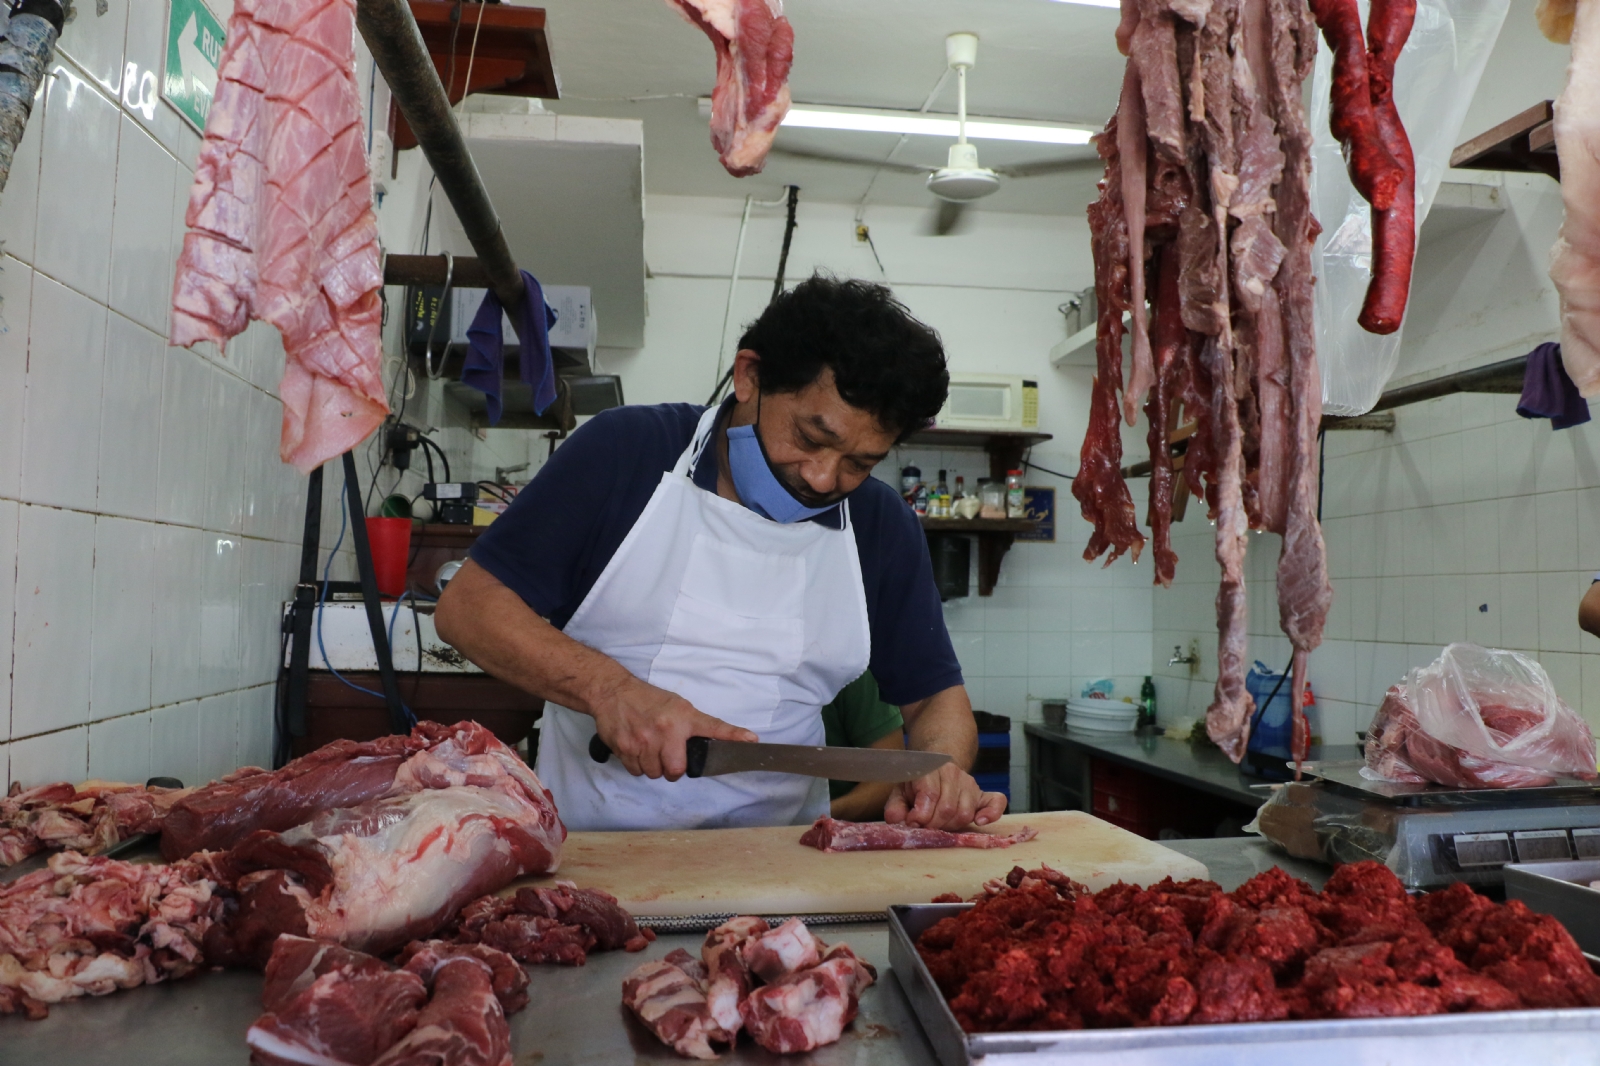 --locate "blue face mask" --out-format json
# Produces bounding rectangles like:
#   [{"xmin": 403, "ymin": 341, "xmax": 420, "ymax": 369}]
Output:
[{"xmin": 726, "ymin": 412, "xmax": 837, "ymax": 524}]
